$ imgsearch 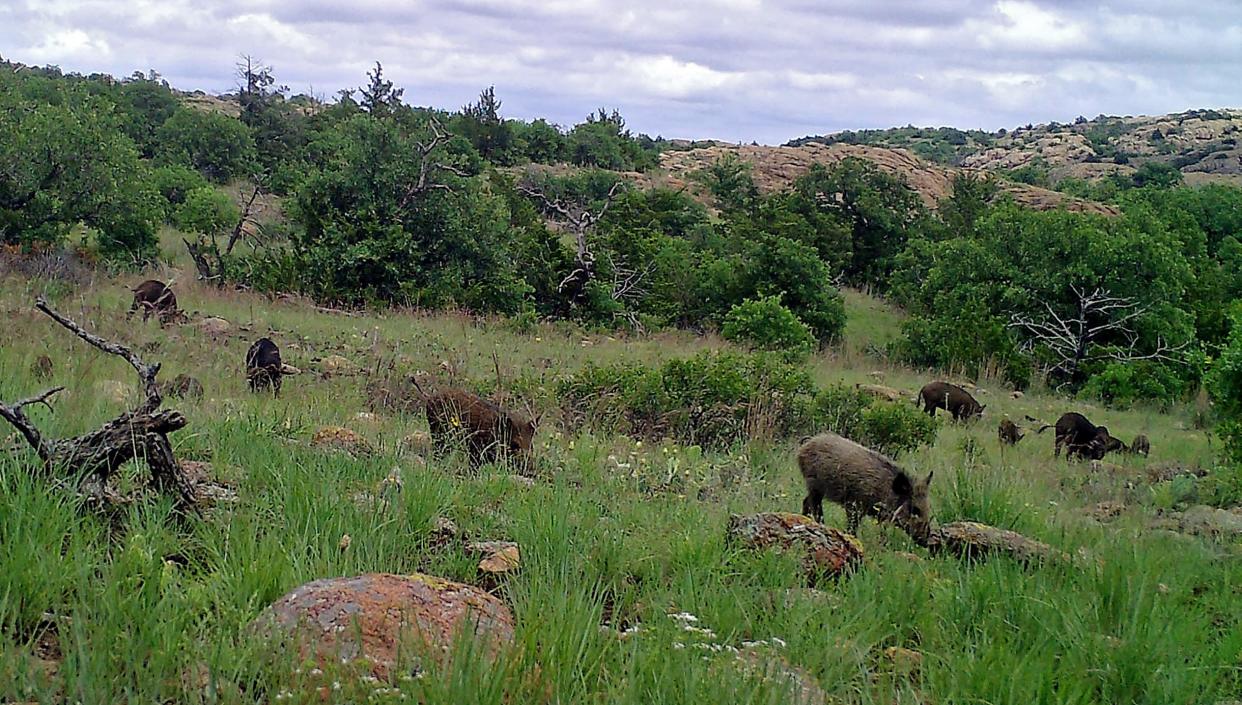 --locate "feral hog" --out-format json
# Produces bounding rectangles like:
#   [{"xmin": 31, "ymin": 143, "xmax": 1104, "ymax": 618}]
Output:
[
  {"xmin": 163, "ymin": 373, "xmax": 204, "ymax": 400},
  {"xmin": 129, "ymin": 280, "xmax": 179, "ymax": 324},
  {"xmin": 797, "ymin": 432, "xmax": 934, "ymax": 545},
  {"xmin": 1053, "ymin": 412, "xmax": 1117, "ymax": 461},
  {"xmin": 31, "ymin": 354, "xmax": 53, "ymax": 380},
  {"xmin": 998, "ymin": 418, "xmax": 1023, "ymax": 445},
  {"xmin": 424, "ymin": 388, "xmax": 535, "ymax": 470},
  {"xmin": 1129, "ymin": 434, "xmax": 1151, "ymax": 457},
  {"xmin": 918, "ymin": 381, "xmax": 984, "ymax": 421},
  {"xmin": 246, "ymin": 338, "xmax": 284, "ymax": 396}
]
